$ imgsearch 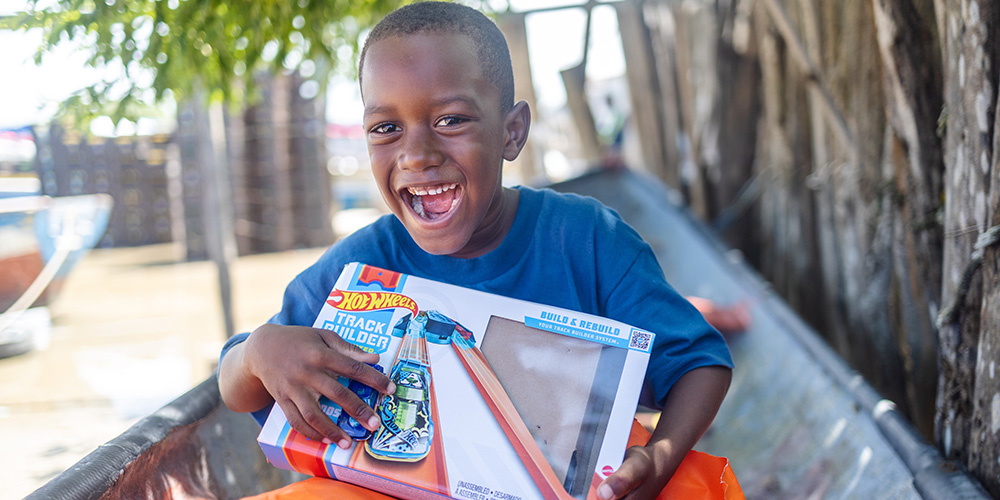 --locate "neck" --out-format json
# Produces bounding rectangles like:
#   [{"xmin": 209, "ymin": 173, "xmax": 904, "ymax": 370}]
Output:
[{"xmin": 450, "ymin": 187, "xmax": 520, "ymax": 259}]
